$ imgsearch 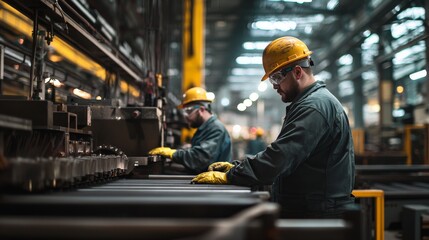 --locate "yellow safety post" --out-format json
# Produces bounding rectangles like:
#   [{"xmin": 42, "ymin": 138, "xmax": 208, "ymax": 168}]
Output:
[
  {"xmin": 351, "ymin": 128, "xmax": 365, "ymax": 155},
  {"xmin": 403, "ymin": 124, "xmax": 428, "ymax": 165},
  {"xmin": 352, "ymin": 189, "xmax": 384, "ymax": 240}
]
